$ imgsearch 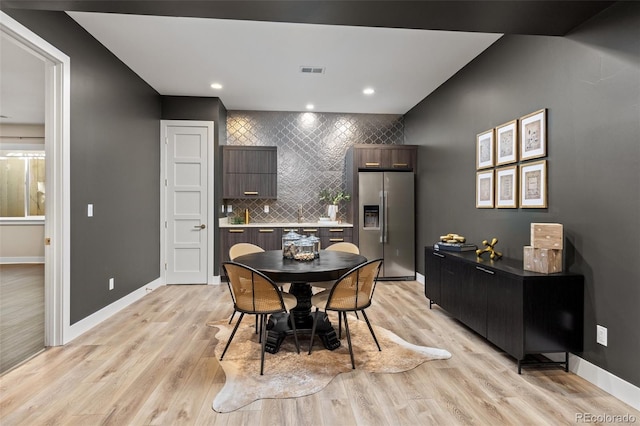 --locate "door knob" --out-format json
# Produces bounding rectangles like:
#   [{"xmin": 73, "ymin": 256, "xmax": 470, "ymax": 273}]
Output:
[{"xmin": 194, "ymin": 224, "xmax": 206, "ymax": 229}]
